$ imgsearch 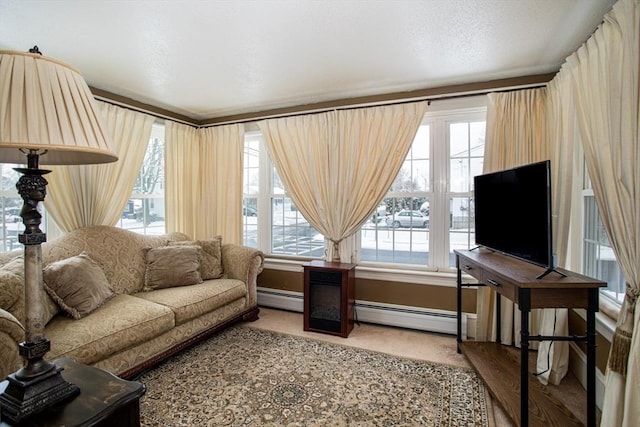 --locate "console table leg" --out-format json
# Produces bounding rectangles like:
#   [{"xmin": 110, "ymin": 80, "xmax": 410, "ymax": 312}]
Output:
[
  {"xmin": 496, "ymin": 294, "xmax": 502, "ymax": 344},
  {"xmin": 520, "ymin": 290, "xmax": 530, "ymax": 427},
  {"xmin": 586, "ymin": 289, "xmax": 598, "ymax": 427},
  {"xmin": 456, "ymin": 258, "xmax": 462, "ymax": 353}
]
